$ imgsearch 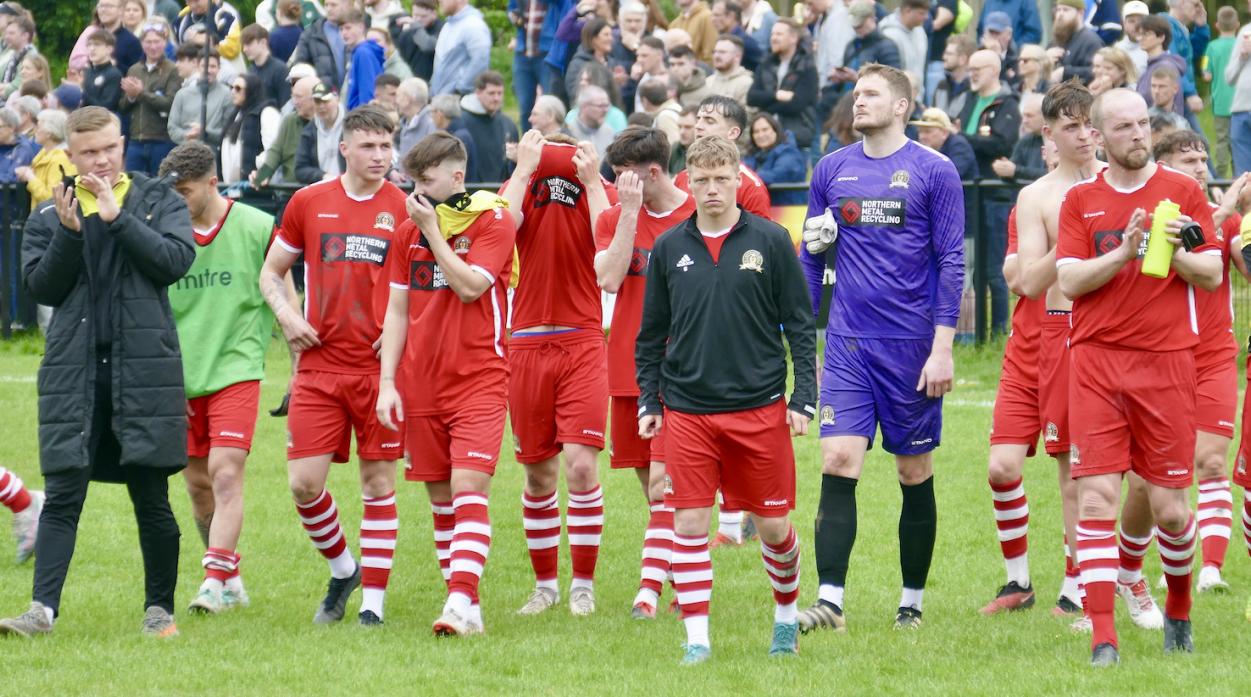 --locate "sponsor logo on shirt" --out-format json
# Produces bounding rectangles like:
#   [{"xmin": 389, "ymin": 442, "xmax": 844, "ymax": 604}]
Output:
[
  {"xmin": 530, "ymin": 175, "xmax": 584, "ymax": 208},
  {"xmin": 375, "ymin": 212, "xmax": 396, "ymax": 232},
  {"xmin": 838, "ymin": 197, "xmax": 905, "ymax": 227},
  {"xmin": 628, "ymin": 247, "xmax": 652, "ymax": 276},
  {"xmin": 409, "ymin": 260, "xmax": 449, "ymax": 290},
  {"xmin": 321, "ymin": 233, "xmax": 389, "ymax": 265},
  {"xmin": 676, "ymin": 254, "xmax": 694, "ymax": 271},
  {"xmin": 820, "ymin": 405, "xmax": 836, "ymax": 426},
  {"xmin": 1093, "ymin": 229, "xmax": 1145, "ymax": 258},
  {"xmin": 739, "ymin": 249, "xmax": 764, "ymax": 273},
  {"xmin": 454, "ymin": 236, "xmax": 472, "ymax": 255},
  {"xmin": 889, "ymin": 170, "xmax": 909, "ymax": 189}
]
